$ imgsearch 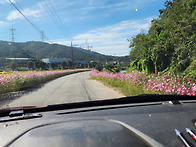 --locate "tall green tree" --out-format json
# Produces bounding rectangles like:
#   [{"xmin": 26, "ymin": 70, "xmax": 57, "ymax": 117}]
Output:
[{"xmin": 129, "ymin": 0, "xmax": 196, "ymax": 75}]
